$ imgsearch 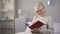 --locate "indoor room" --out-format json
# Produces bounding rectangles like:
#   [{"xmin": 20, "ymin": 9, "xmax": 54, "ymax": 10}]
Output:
[{"xmin": 0, "ymin": 0, "xmax": 60, "ymax": 34}]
